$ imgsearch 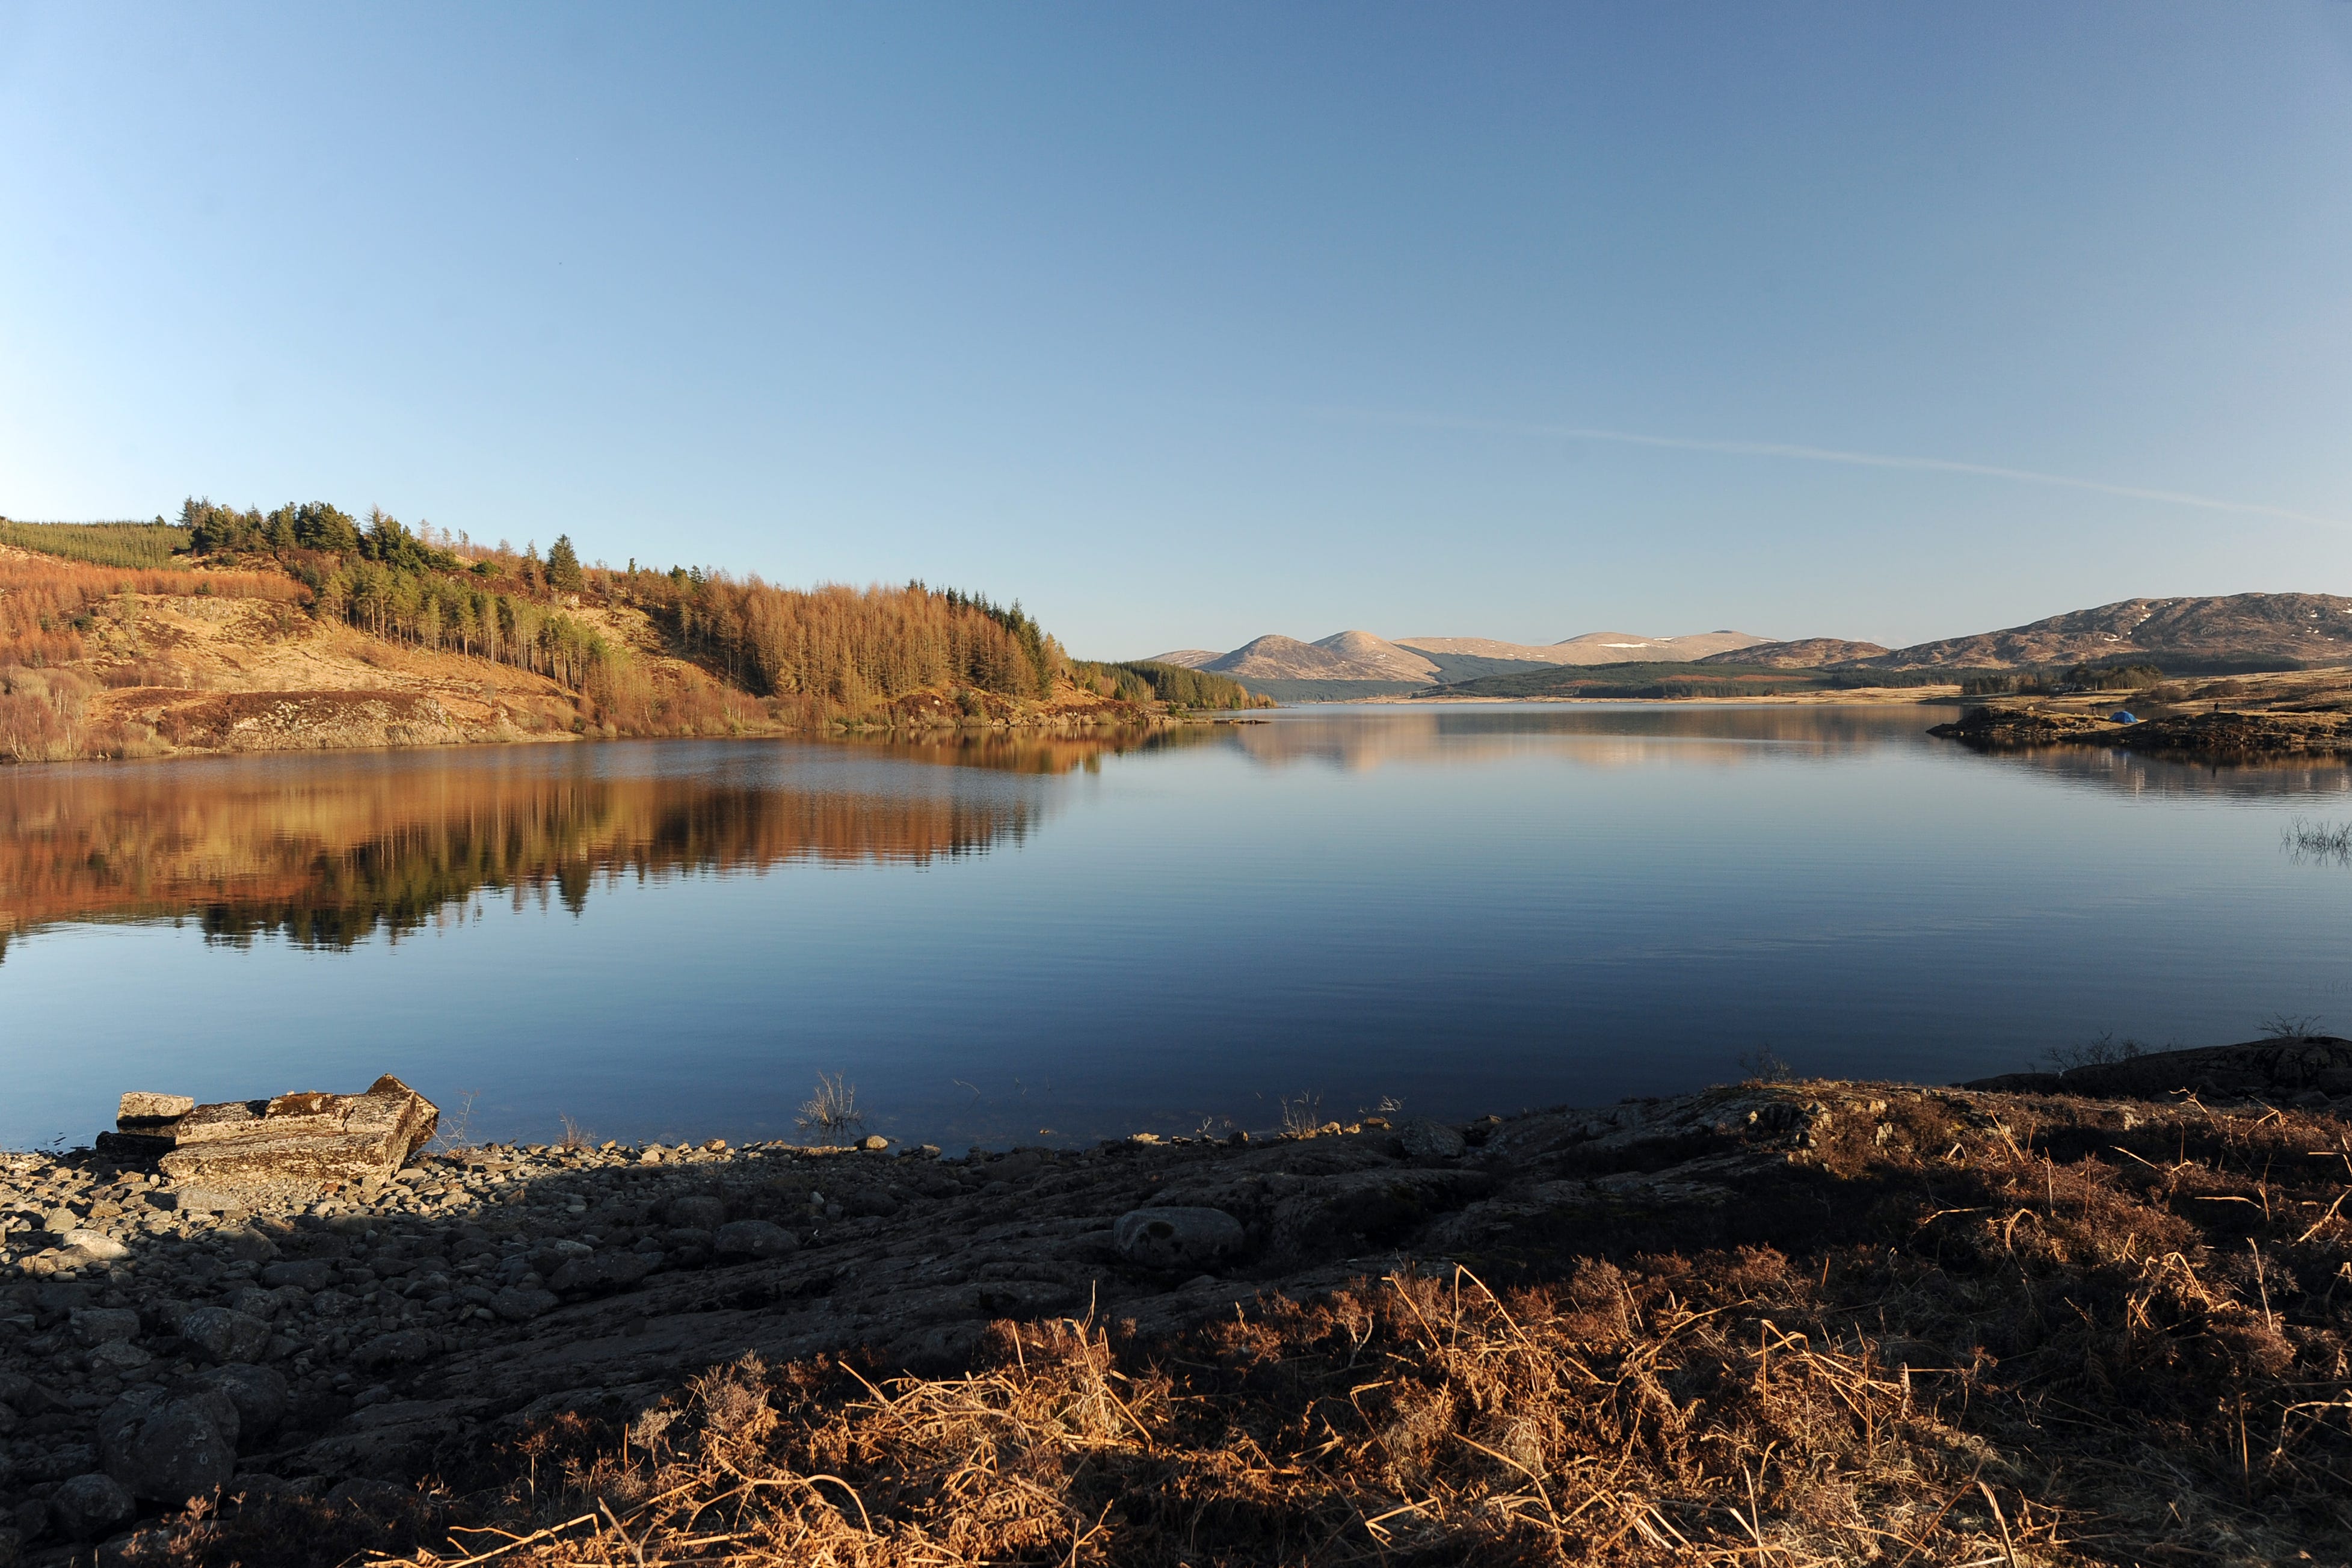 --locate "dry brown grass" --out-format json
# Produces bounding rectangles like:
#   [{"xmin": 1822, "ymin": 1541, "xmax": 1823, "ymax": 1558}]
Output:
[{"xmin": 122, "ymin": 1092, "xmax": 2352, "ymax": 1566}]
